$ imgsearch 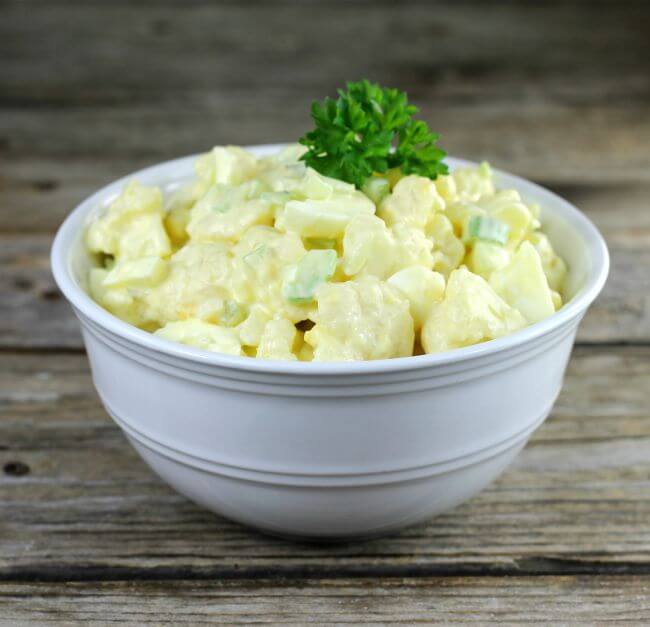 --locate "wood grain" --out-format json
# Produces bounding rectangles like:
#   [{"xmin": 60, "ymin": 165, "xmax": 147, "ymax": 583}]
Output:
[
  {"xmin": 1, "ymin": 1, "xmax": 649, "ymax": 182},
  {"xmin": 1, "ymin": 347, "xmax": 649, "ymax": 580},
  {"xmin": 1, "ymin": 577, "xmax": 649, "ymax": 624}
]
